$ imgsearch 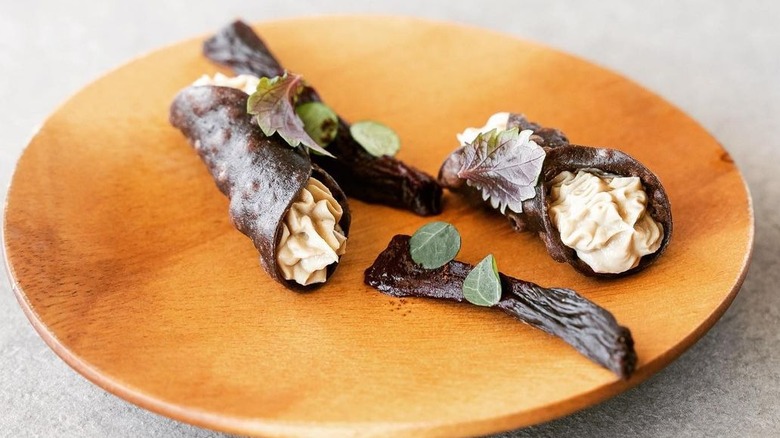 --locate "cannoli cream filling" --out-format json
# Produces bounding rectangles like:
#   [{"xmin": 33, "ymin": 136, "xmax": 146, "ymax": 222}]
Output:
[
  {"xmin": 457, "ymin": 112, "xmax": 510, "ymax": 146},
  {"xmin": 548, "ymin": 170, "xmax": 663, "ymax": 274},
  {"xmin": 193, "ymin": 72, "xmax": 260, "ymax": 94},
  {"xmin": 192, "ymin": 74, "xmax": 347, "ymax": 285},
  {"xmin": 277, "ymin": 178, "xmax": 347, "ymax": 286}
]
